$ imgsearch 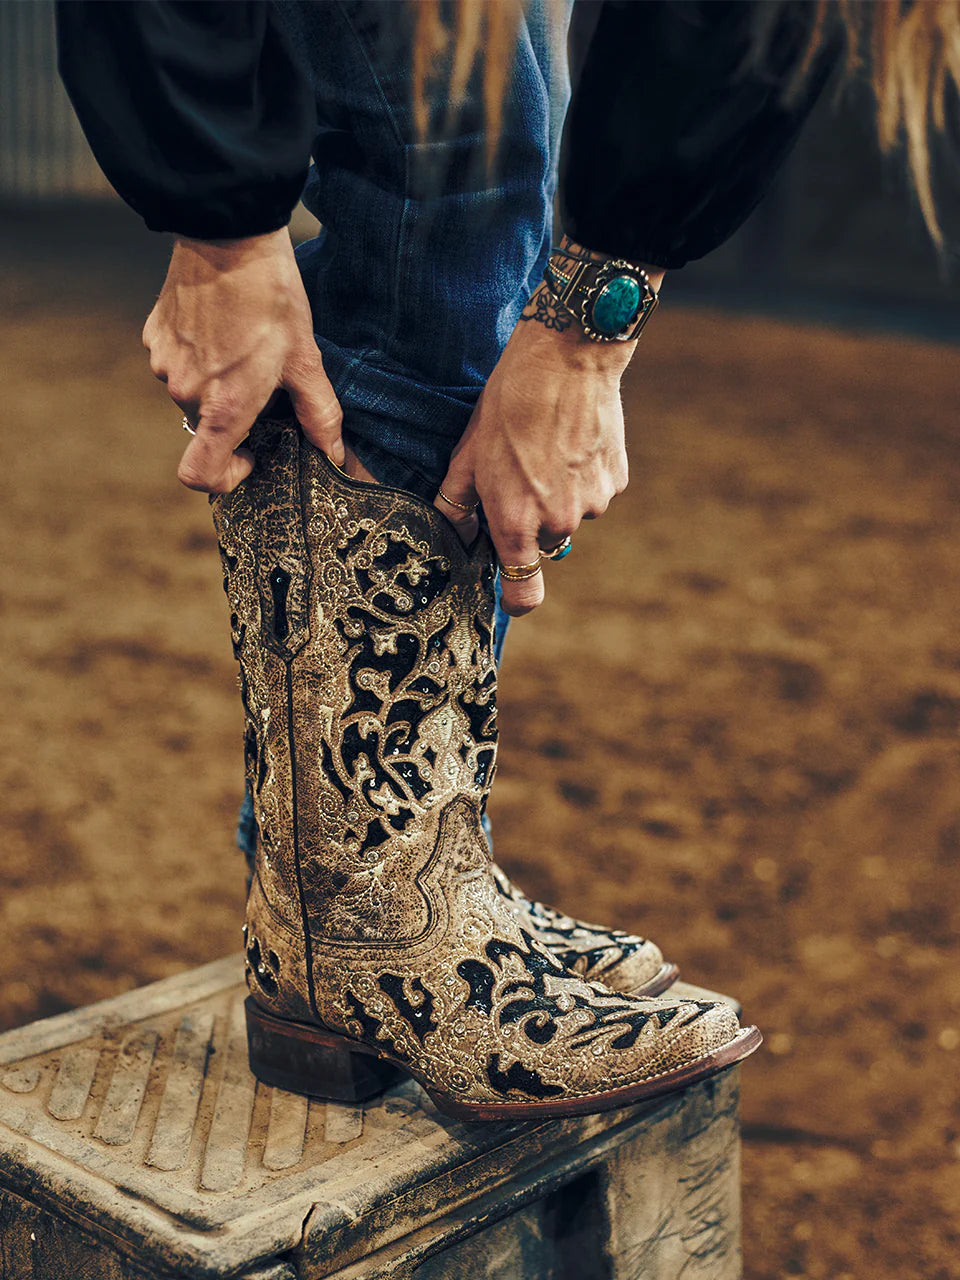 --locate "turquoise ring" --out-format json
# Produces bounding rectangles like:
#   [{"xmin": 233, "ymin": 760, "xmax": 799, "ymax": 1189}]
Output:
[{"xmin": 542, "ymin": 536, "xmax": 573, "ymax": 561}]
